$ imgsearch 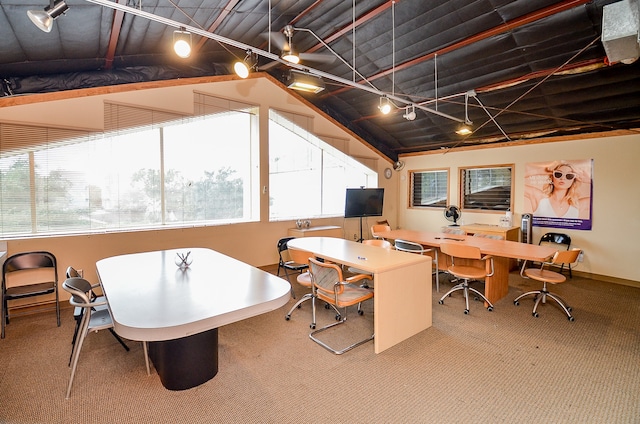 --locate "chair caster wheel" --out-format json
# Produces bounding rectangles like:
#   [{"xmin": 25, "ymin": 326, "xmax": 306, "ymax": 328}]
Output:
[
  {"xmin": 568, "ymin": 316, "xmax": 575, "ymax": 322},
  {"xmin": 358, "ymin": 310, "xmax": 364, "ymax": 316},
  {"xmin": 532, "ymin": 312, "xmax": 539, "ymax": 318},
  {"xmin": 567, "ymin": 307, "xmax": 572, "ymax": 312},
  {"xmin": 438, "ymin": 300, "xmax": 444, "ymax": 305},
  {"xmin": 487, "ymin": 306, "xmax": 493, "ymax": 312},
  {"xmin": 310, "ymin": 323, "xmax": 316, "ymax": 329},
  {"xmin": 464, "ymin": 309, "xmax": 469, "ymax": 315},
  {"xmin": 335, "ymin": 315, "xmax": 341, "ymax": 321},
  {"xmin": 285, "ymin": 315, "xmax": 291, "ymax": 320},
  {"xmin": 325, "ymin": 304, "xmax": 330, "ymax": 309},
  {"xmin": 513, "ymin": 301, "xmax": 519, "ymax": 306}
]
